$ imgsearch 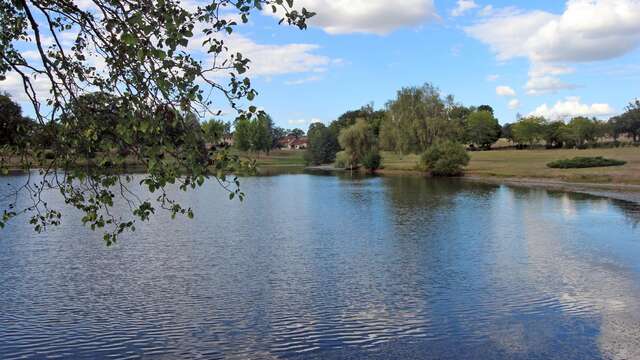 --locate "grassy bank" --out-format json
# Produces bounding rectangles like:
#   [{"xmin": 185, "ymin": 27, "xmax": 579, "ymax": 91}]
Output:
[
  {"xmin": 238, "ymin": 150, "xmax": 307, "ymax": 168},
  {"xmin": 381, "ymin": 148, "xmax": 640, "ymax": 185}
]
